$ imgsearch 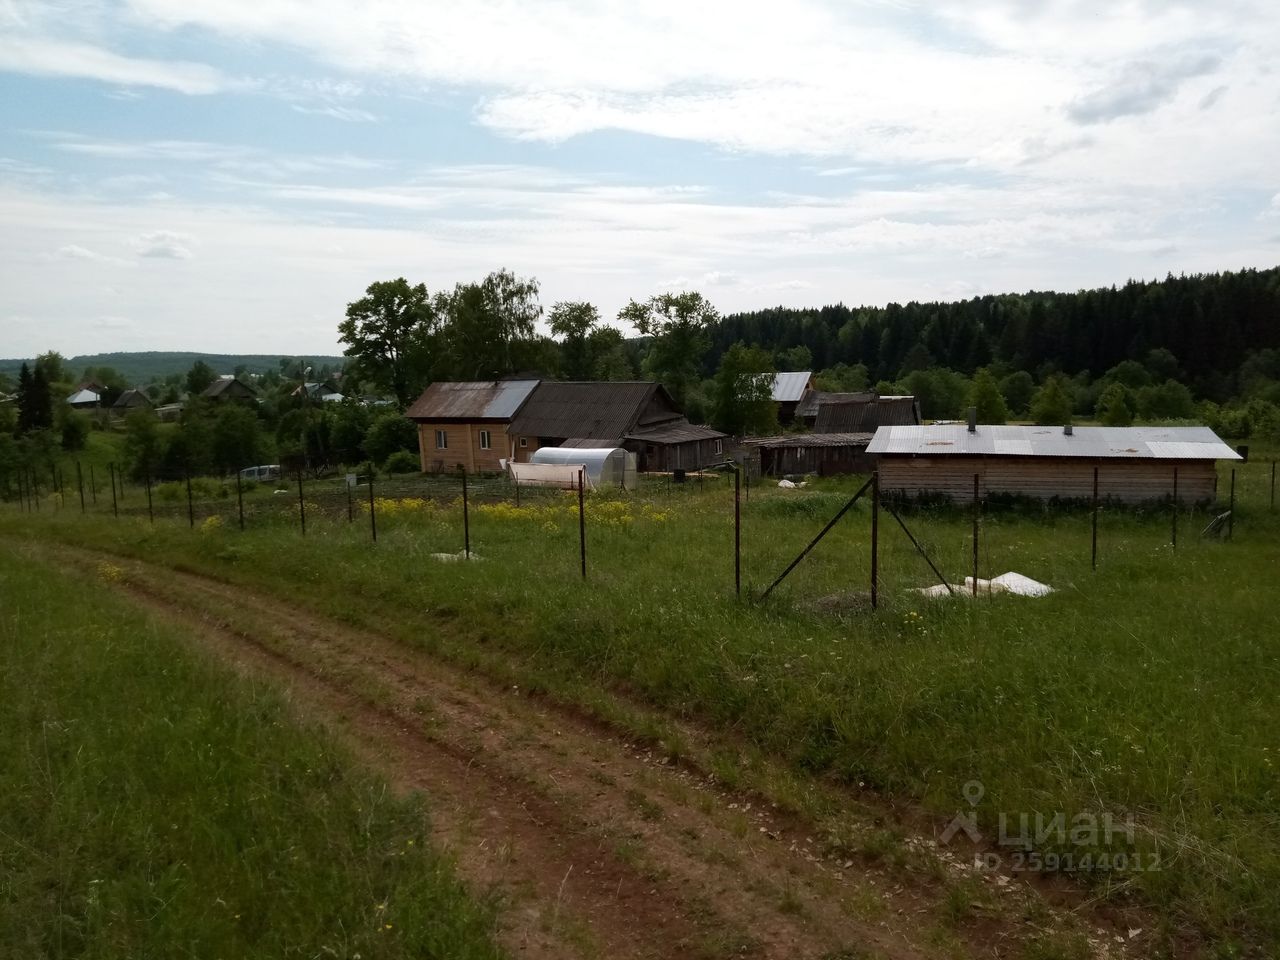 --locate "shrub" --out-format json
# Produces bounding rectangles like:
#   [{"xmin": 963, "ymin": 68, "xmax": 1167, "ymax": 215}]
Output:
[{"xmin": 383, "ymin": 450, "xmax": 420, "ymax": 474}]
